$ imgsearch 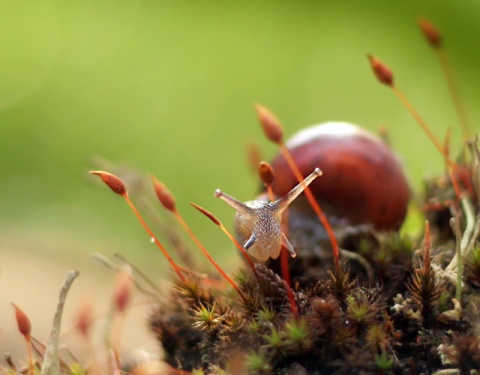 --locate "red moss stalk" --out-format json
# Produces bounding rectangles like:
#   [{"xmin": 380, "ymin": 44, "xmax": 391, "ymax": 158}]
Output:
[
  {"xmin": 366, "ymin": 57, "xmax": 471, "ymax": 200},
  {"xmin": 247, "ymin": 141, "xmax": 263, "ymax": 175},
  {"xmin": 368, "ymin": 54, "xmax": 441, "ymax": 151},
  {"xmin": 75, "ymin": 299, "xmax": 101, "ymax": 374},
  {"xmin": 112, "ymin": 267, "xmax": 133, "ymax": 367},
  {"xmin": 257, "ymin": 161, "xmax": 297, "ymax": 313},
  {"xmin": 11, "ymin": 303, "xmax": 35, "ymax": 375},
  {"xmin": 255, "ymin": 104, "xmax": 341, "ymax": 272},
  {"xmin": 367, "ymin": 55, "xmax": 394, "ymax": 86},
  {"xmin": 75, "ymin": 300, "xmax": 94, "ymax": 339},
  {"xmin": 90, "ymin": 171, "xmax": 186, "ymax": 282},
  {"xmin": 190, "ymin": 202, "xmax": 259, "ymax": 281},
  {"xmin": 418, "ymin": 18, "xmax": 442, "ymax": 48},
  {"xmin": 417, "ymin": 17, "xmax": 470, "ymax": 140},
  {"xmin": 151, "ymin": 176, "xmax": 247, "ymax": 303},
  {"xmin": 255, "ymin": 104, "xmax": 284, "ymax": 144},
  {"xmin": 281, "ymin": 246, "xmax": 298, "ymax": 315},
  {"xmin": 259, "ymin": 161, "xmax": 276, "ymax": 202}
]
